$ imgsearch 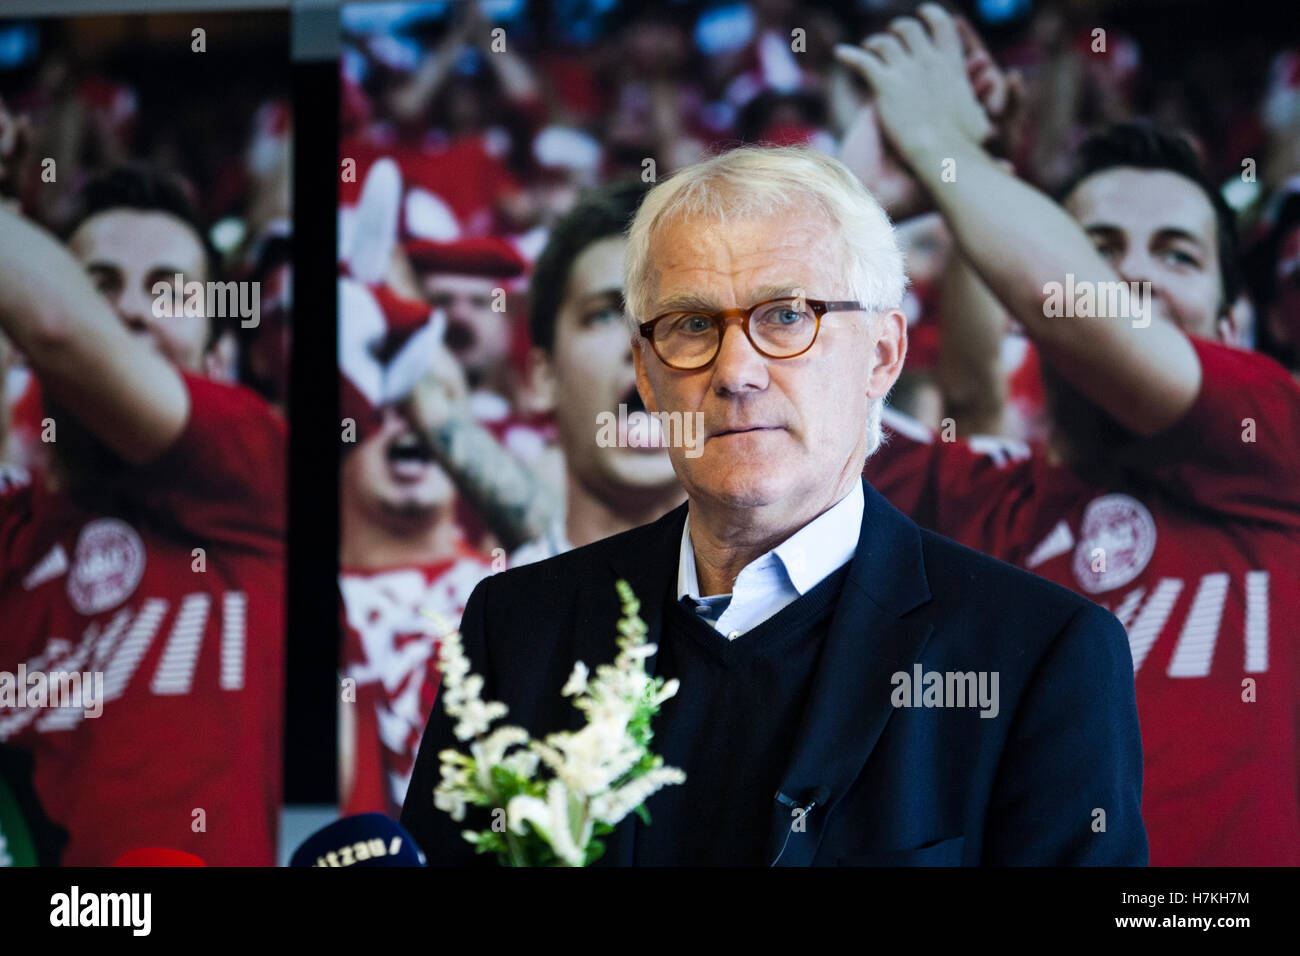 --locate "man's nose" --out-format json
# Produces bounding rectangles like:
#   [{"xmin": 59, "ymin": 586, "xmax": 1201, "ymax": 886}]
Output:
[
  {"xmin": 115, "ymin": 286, "xmax": 159, "ymax": 335},
  {"xmin": 710, "ymin": 322, "xmax": 769, "ymax": 395},
  {"xmin": 446, "ymin": 298, "xmax": 475, "ymax": 324},
  {"xmin": 1113, "ymin": 251, "xmax": 1170, "ymax": 315},
  {"xmin": 1114, "ymin": 248, "xmax": 1162, "ymax": 290}
]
